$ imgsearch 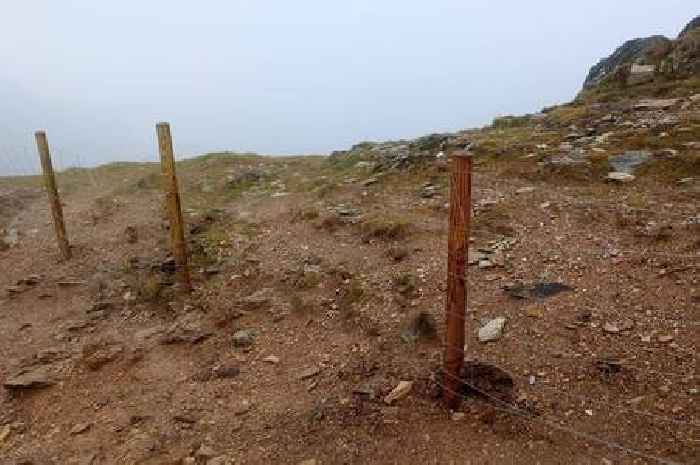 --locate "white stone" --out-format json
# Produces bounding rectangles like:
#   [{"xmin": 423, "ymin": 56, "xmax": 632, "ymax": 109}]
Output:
[
  {"xmin": 384, "ymin": 381, "xmax": 413, "ymax": 404},
  {"xmin": 606, "ymin": 172, "xmax": 635, "ymax": 183},
  {"xmin": 478, "ymin": 317, "xmax": 506, "ymax": 342}
]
